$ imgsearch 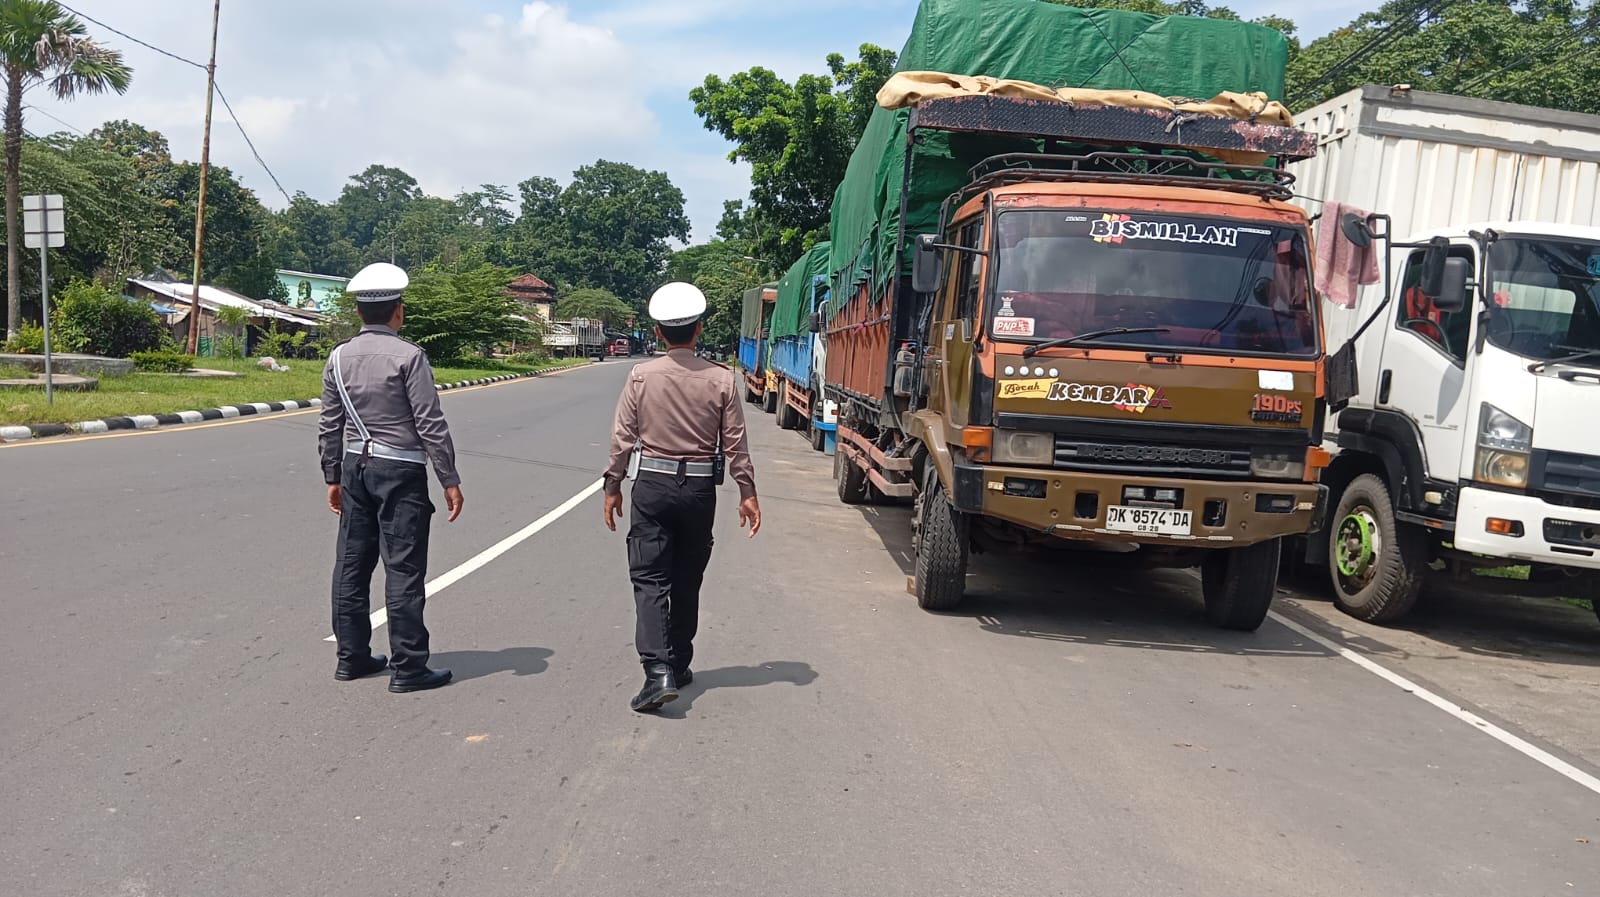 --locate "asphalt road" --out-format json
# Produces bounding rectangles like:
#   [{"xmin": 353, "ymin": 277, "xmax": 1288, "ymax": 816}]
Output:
[{"xmin": 2, "ymin": 359, "xmax": 1597, "ymax": 897}]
